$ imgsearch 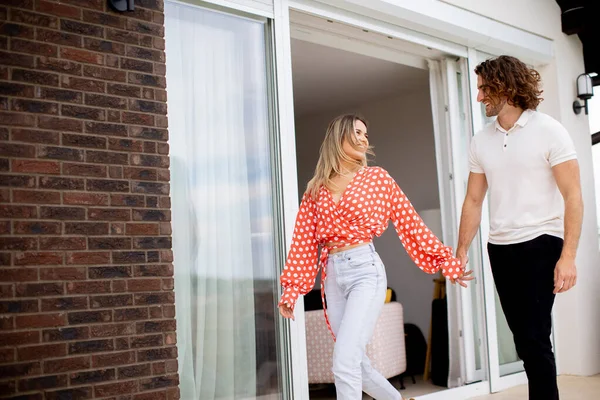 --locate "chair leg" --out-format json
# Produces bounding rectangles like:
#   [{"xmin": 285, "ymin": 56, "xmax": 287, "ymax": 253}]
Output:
[
  {"xmin": 411, "ymin": 375, "xmax": 416, "ymax": 384},
  {"xmin": 399, "ymin": 376, "xmax": 406, "ymax": 390}
]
